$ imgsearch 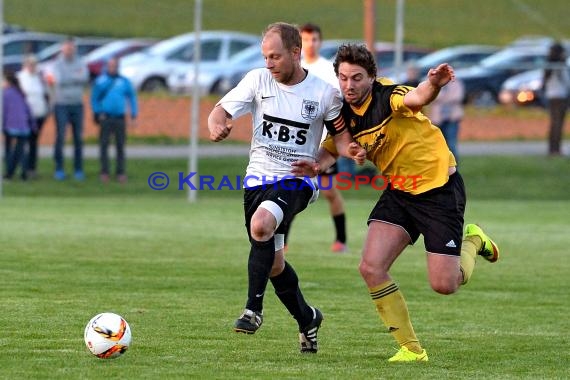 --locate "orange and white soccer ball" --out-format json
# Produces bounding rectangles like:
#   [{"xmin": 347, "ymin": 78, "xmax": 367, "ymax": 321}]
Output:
[{"xmin": 84, "ymin": 312, "xmax": 131, "ymax": 359}]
